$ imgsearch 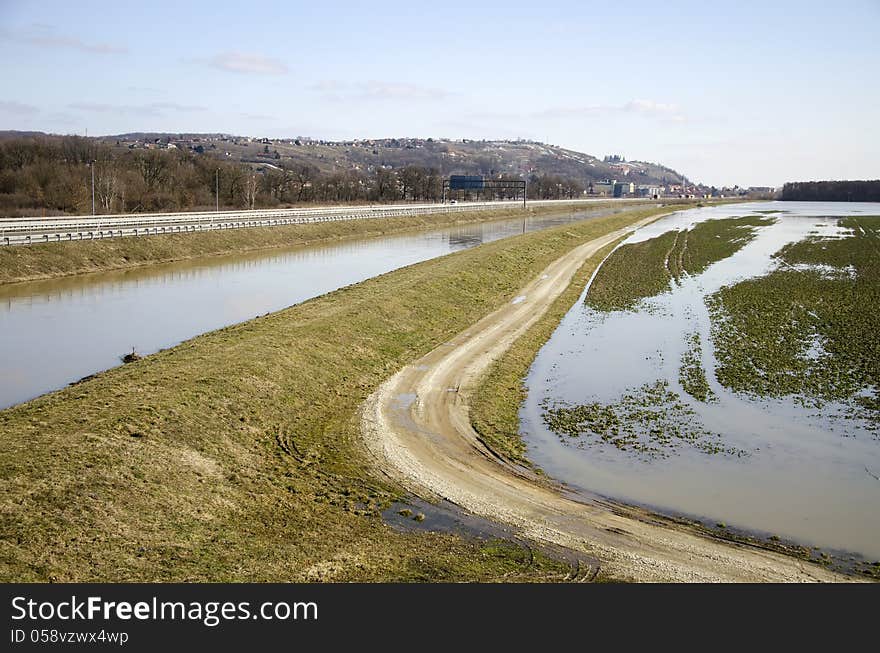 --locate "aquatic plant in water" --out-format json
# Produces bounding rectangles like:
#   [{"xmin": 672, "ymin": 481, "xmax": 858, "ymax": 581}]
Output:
[
  {"xmin": 679, "ymin": 332, "xmax": 716, "ymax": 403},
  {"xmin": 541, "ymin": 380, "xmax": 744, "ymax": 460}
]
